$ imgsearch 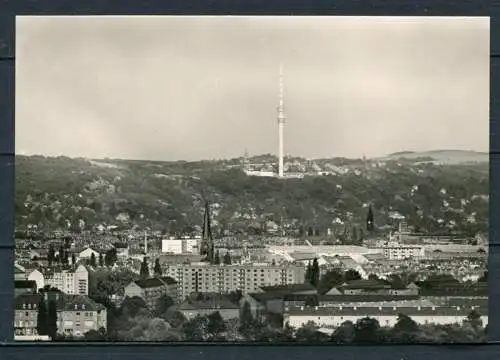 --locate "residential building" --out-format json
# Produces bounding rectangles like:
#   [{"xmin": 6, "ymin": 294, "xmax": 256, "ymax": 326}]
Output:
[
  {"xmin": 27, "ymin": 265, "xmax": 89, "ymax": 295},
  {"xmin": 15, "ymin": 280, "xmax": 38, "ymax": 298},
  {"xmin": 15, "ymin": 263, "xmax": 27, "ymax": 281},
  {"xmin": 78, "ymin": 248, "xmax": 100, "ymax": 260},
  {"xmin": 382, "ymin": 244, "xmax": 425, "ymax": 260},
  {"xmin": 165, "ymin": 263, "xmax": 306, "ymax": 299},
  {"xmin": 284, "ymin": 305, "xmax": 488, "ymax": 329},
  {"xmin": 162, "ymin": 238, "xmax": 199, "ymax": 254},
  {"xmin": 14, "ymin": 293, "xmax": 107, "ymax": 339},
  {"xmin": 124, "ymin": 276, "xmax": 179, "ymax": 309},
  {"xmin": 176, "ymin": 296, "xmax": 240, "ymax": 320}
]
